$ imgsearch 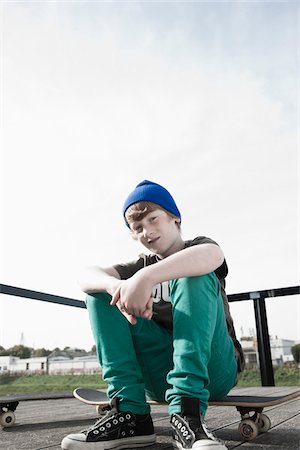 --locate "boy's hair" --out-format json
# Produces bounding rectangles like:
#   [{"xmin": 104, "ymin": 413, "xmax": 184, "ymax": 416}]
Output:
[{"xmin": 125, "ymin": 201, "xmax": 180, "ymax": 227}]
